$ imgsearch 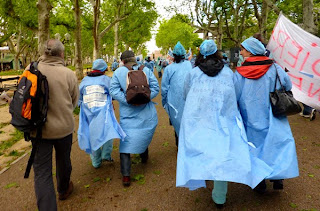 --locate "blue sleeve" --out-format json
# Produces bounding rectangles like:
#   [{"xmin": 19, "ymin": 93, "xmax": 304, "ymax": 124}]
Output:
[
  {"xmin": 183, "ymin": 72, "xmax": 192, "ymax": 101},
  {"xmin": 104, "ymin": 76, "xmax": 111, "ymax": 94},
  {"xmin": 161, "ymin": 67, "xmax": 170, "ymax": 106},
  {"xmin": 233, "ymin": 71, "xmax": 243, "ymax": 102},
  {"xmin": 146, "ymin": 68, "xmax": 159, "ymax": 99},
  {"xmin": 109, "ymin": 71, "xmax": 128, "ymax": 105}
]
